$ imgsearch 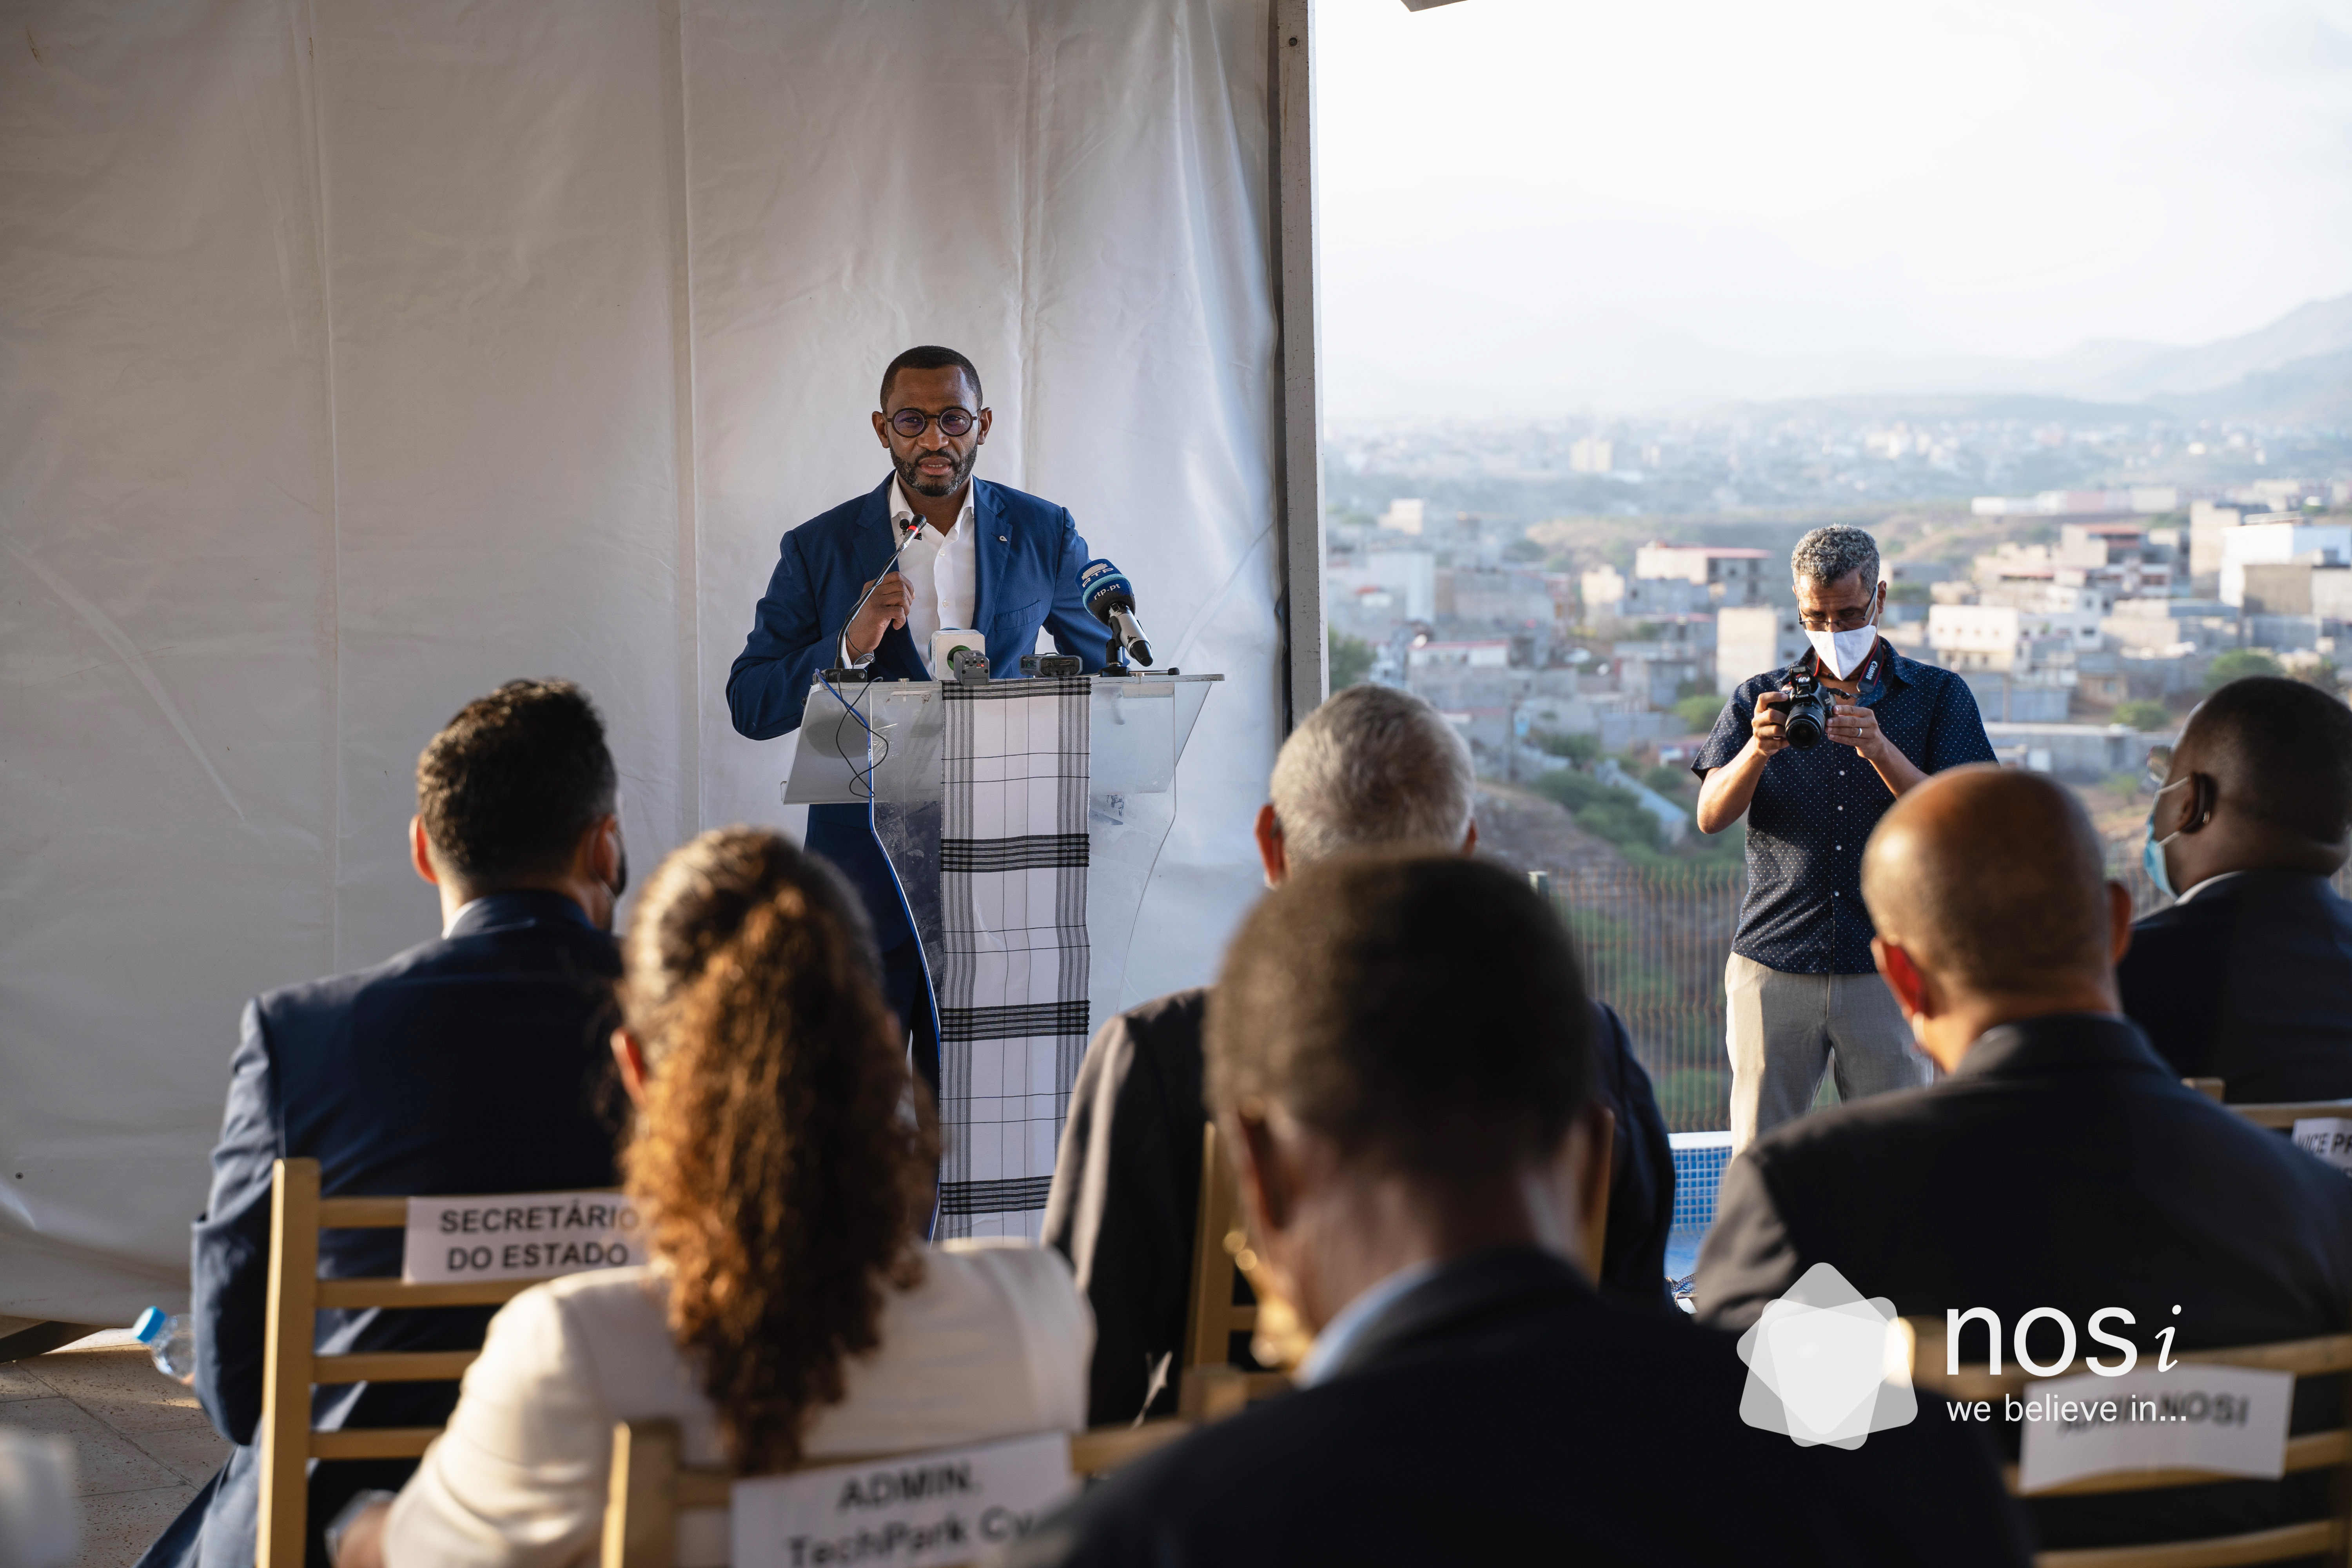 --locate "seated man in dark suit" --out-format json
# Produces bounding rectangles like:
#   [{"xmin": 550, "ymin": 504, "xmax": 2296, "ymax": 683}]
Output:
[
  {"xmin": 2120, "ymin": 675, "xmax": 2352, "ymax": 1101},
  {"xmin": 1010, "ymin": 853, "xmax": 2029, "ymax": 1568},
  {"xmin": 1044, "ymin": 684, "xmax": 1675, "ymax": 1428},
  {"xmin": 1695, "ymin": 765, "xmax": 2352, "ymax": 1554},
  {"xmin": 138, "ymin": 681, "xmax": 630, "ymax": 1568}
]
